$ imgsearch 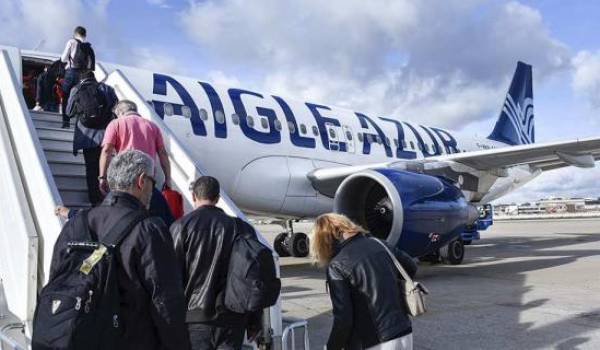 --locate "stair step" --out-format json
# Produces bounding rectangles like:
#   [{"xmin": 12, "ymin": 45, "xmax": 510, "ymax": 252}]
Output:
[
  {"xmin": 32, "ymin": 118, "xmax": 74, "ymax": 130},
  {"xmin": 39, "ymin": 138, "xmax": 72, "ymax": 152},
  {"xmin": 48, "ymin": 162, "xmax": 86, "ymax": 176},
  {"xmin": 35, "ymin": 127, "xmax": 74, "ymax": 141},
  {"xmin": 59, "ymin": 189, "xmax": 90, "ymax": 205},
  {"xmin": 43, "ymin": 149, "xmax": 84, "ymax": 163},
  {"xmin": 53, "ymin": 174, "xmax": 88, "ymax": 189}
]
